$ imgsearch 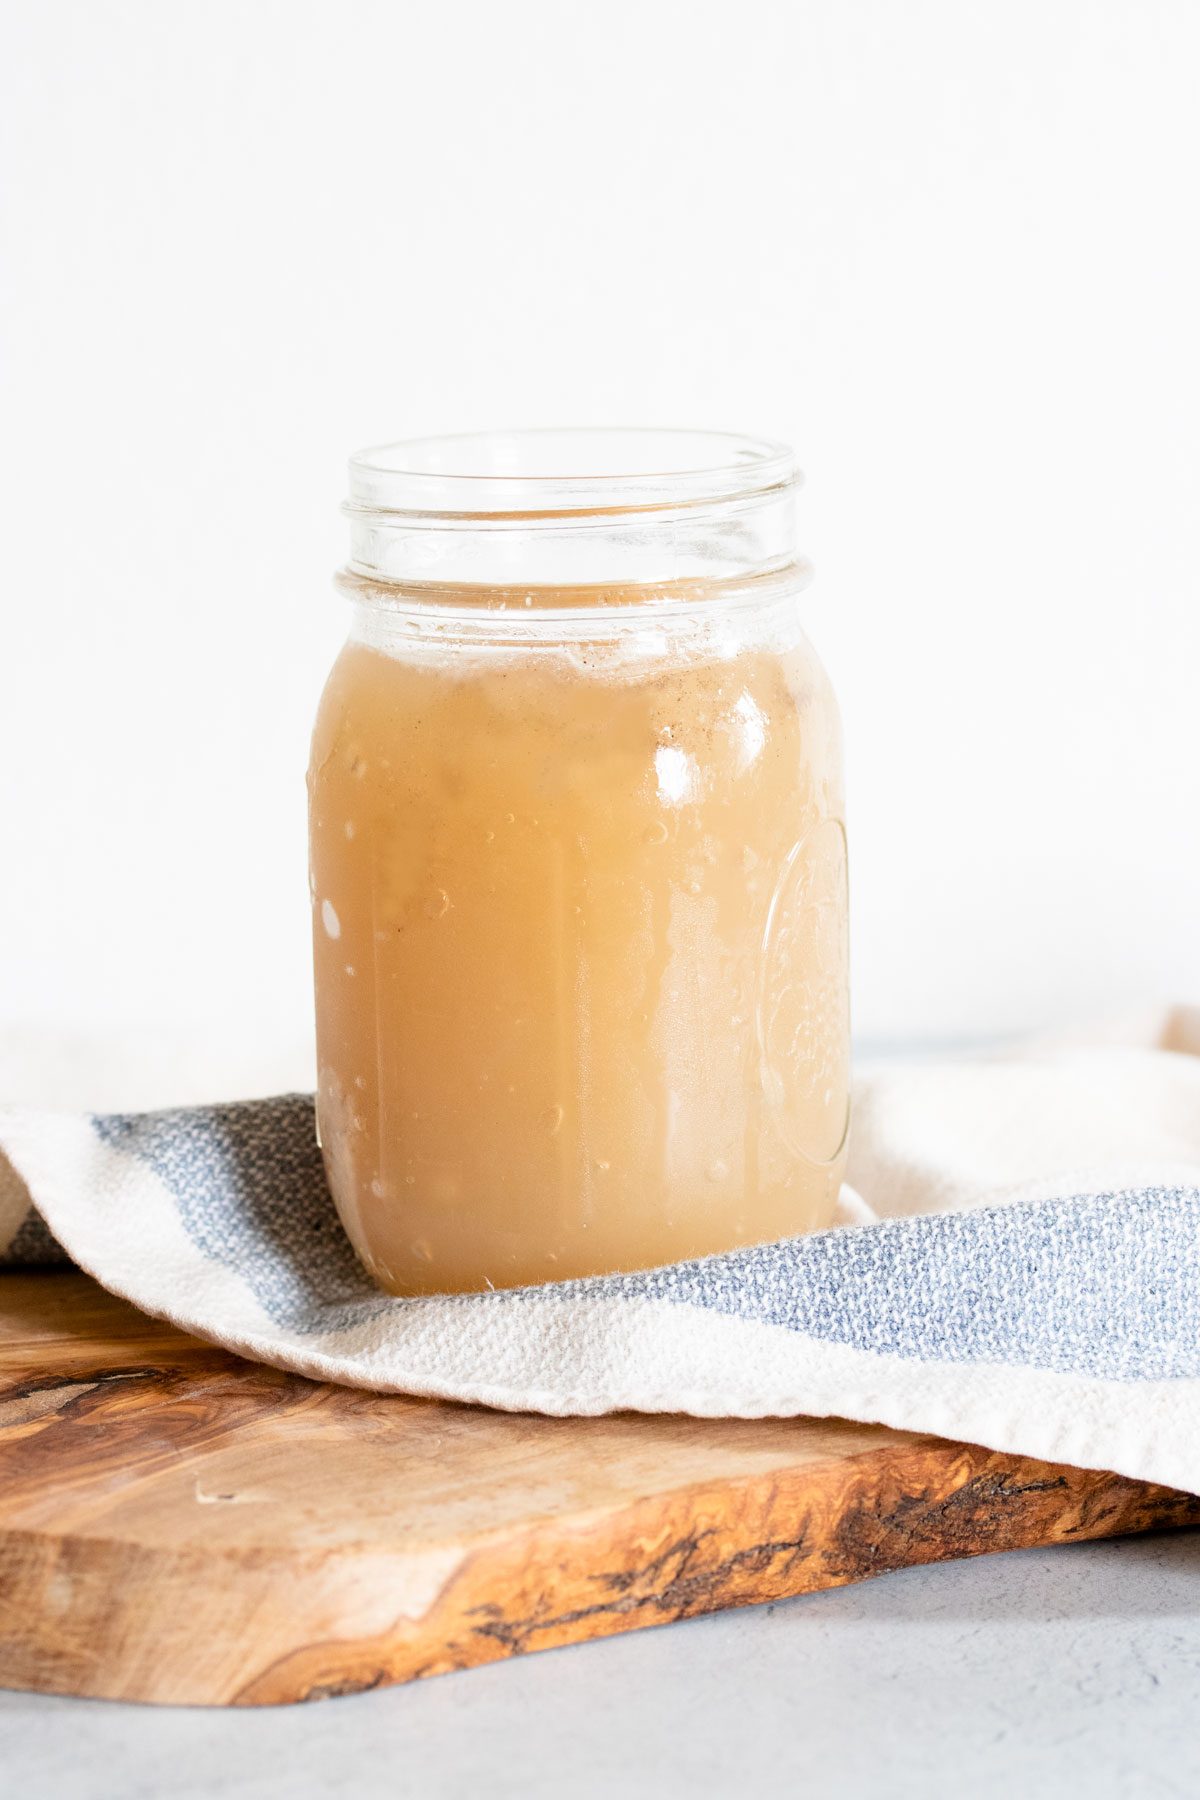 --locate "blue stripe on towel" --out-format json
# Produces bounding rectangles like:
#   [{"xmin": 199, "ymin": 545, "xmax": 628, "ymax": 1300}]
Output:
[
  {"xmin": 92, "ymin": 1098, "xmax": 1200, "ymax": 1379},
  {"xmin": 606, "ymin": 1191, "xmax": 1200, "ymax": 1381}
]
